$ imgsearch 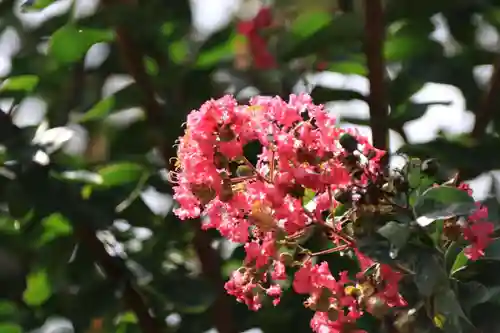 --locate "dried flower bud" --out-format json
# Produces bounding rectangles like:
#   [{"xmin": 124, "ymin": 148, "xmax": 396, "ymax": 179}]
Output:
[
  {"xmin": 365, "ymin": 296, "xmax": 390, "ymax": 318},
  {"xmin": 236, "ymin": 165, "xmax": 254, "ymax": 177}
]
